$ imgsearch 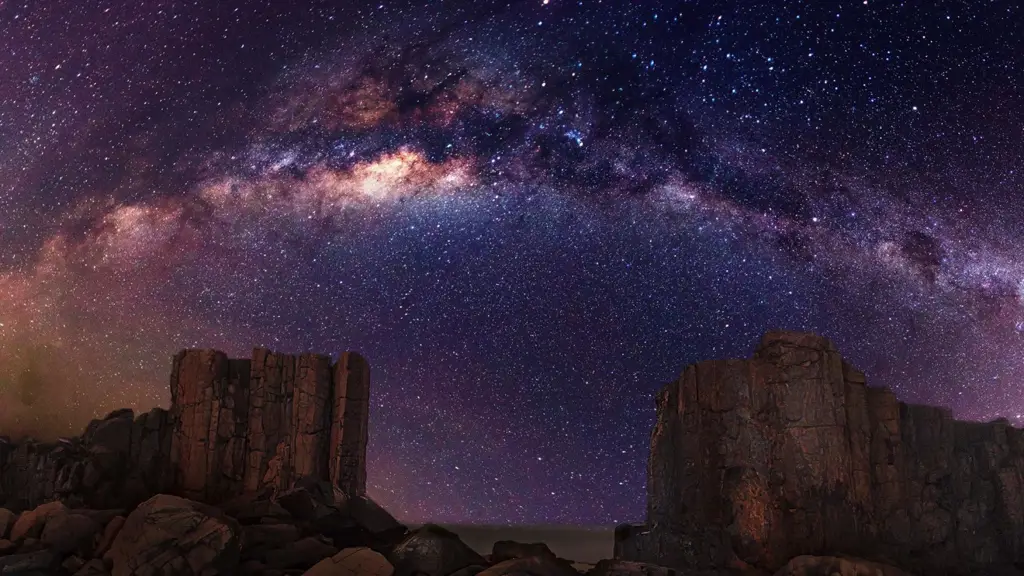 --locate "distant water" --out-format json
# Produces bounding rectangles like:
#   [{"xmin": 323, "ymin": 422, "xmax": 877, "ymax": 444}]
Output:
[{"xmin": 409, "ymin": 524, "xmax": 615, "ymax": 564}]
